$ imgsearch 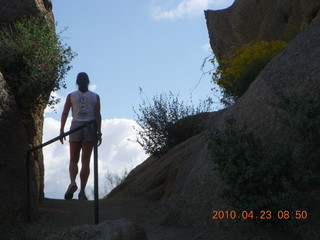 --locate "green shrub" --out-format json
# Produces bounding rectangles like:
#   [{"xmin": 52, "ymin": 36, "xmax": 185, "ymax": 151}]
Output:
[
  {"xmin": 278, "ymin": 95, "xmax": 320, "ymax": 190},
  {"xmin": 208, "ymin": 119, "xmax": 293, "ymax": 212},
  {"xmin": 0, "ymin": 13, "xmax": 76, "ymax": 113},
  {"xmin": 208, "ymin": 95, "xmax": 320, "ymax": 216},
  {"xmin": 212, "ymin": 40, "xmax": 287, "ymax": 106},
  {"xmin": 134, "ymin": 90, "xmax": 214, "ymax": 156}
]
